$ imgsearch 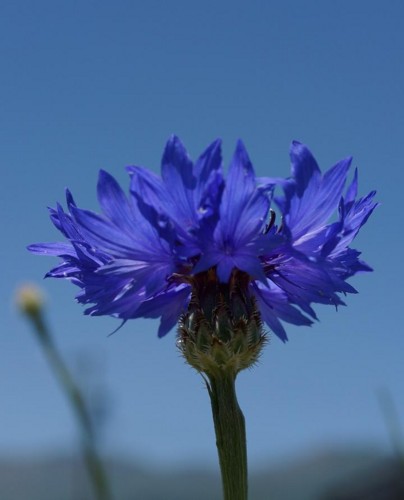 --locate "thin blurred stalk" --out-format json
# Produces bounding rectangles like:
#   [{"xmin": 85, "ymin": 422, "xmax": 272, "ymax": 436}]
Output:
[
  {"xmin": 18, "ymin": 286, "xmax": 112, "ymax": 500},
  {"xmin": 378, "ymin": 387, "xmax": 404, "ymax": 468}
]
